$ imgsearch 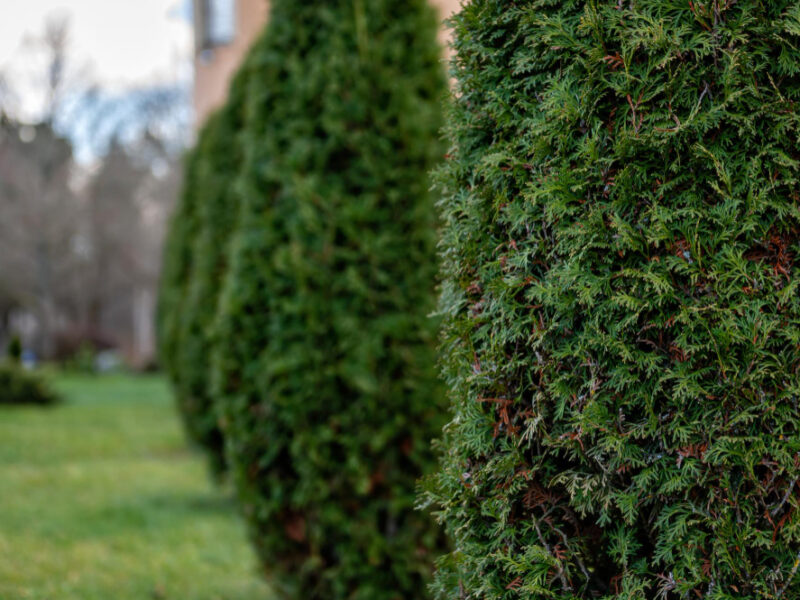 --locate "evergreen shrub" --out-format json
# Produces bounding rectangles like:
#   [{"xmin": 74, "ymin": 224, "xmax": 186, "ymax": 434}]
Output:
[
  {"xmin": 212, "ymin": 0, "xmax": 448, "ymax": 597},
  {"xmin": 7, "ymin": 335, "xmax": 21, "ymax": 363},
  {"xmin": 172, "ymin": 58, "xmax": 254, "ymax": 475},
  {"xmin": 157, "ymin": 145, "xmax": 202, "ymax": 384},
  {"xmin": 426, "ymin": 2, "xmax": 800, "ymax": 598},
  {"xmin": 0, "ymin": 364, "xmax": 60, "ymax": 406}
]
